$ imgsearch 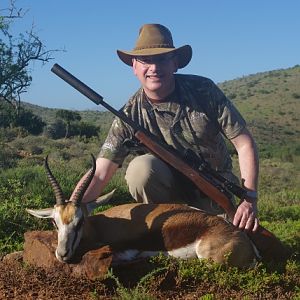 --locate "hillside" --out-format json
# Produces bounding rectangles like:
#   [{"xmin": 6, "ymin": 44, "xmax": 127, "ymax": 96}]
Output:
[
  {"xmin": 23, "ymin": 65, "xmax": 300, "ymax": 158},
  {"xmin": 219, "ymin": 65, "xmax": 300, "ymax": 156}
]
